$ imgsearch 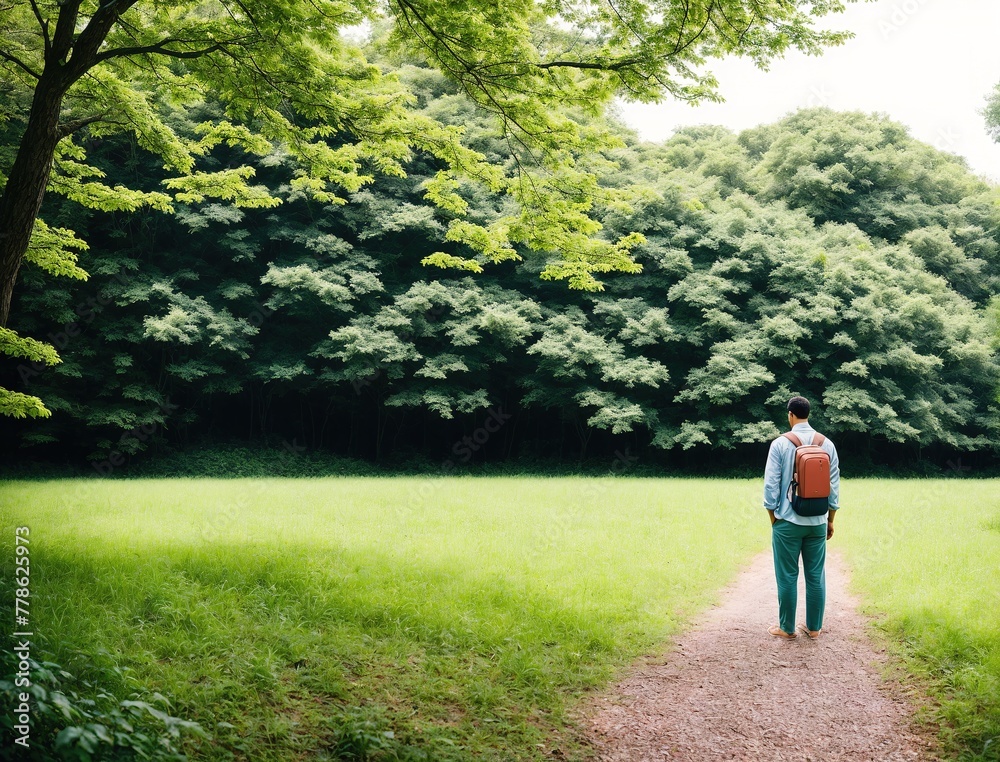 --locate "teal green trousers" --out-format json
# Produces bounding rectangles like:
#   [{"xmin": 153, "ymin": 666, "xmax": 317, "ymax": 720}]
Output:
[{"xmin": 771, "ymin": 519, "xmax": 827, "ymax": 634}]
